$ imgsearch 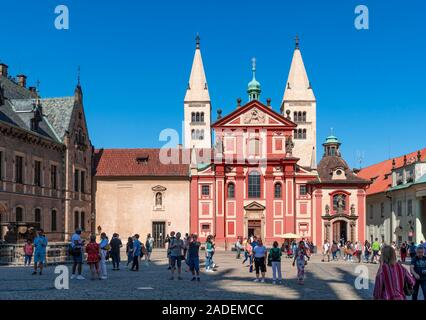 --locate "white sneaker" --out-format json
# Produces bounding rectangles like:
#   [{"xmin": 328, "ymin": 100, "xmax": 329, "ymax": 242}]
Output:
[
  {"xmin": 76, "ymin": 275, "xmax": 85, "ymax": 280},
  {"xmin": 261, "ymin": 279, "xmax": 265, "ymax": 283},
  {"xmin": 206, "ymin": 269, "xmax": 214, "ymax": 273},
  {"xmin": 70, "ymin": 274, "xmax": 76, "ymax": 280},
  {"xmin": 100, "ymin": 276, "xmax": 107, "ymax": 280},
  {"xmin": 272, "ymin": 281, "xmax": 276, "ymax": 285},
  {"xmin": 253, "ymin": 278, "xmax": 259, "ymax": 282}
]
